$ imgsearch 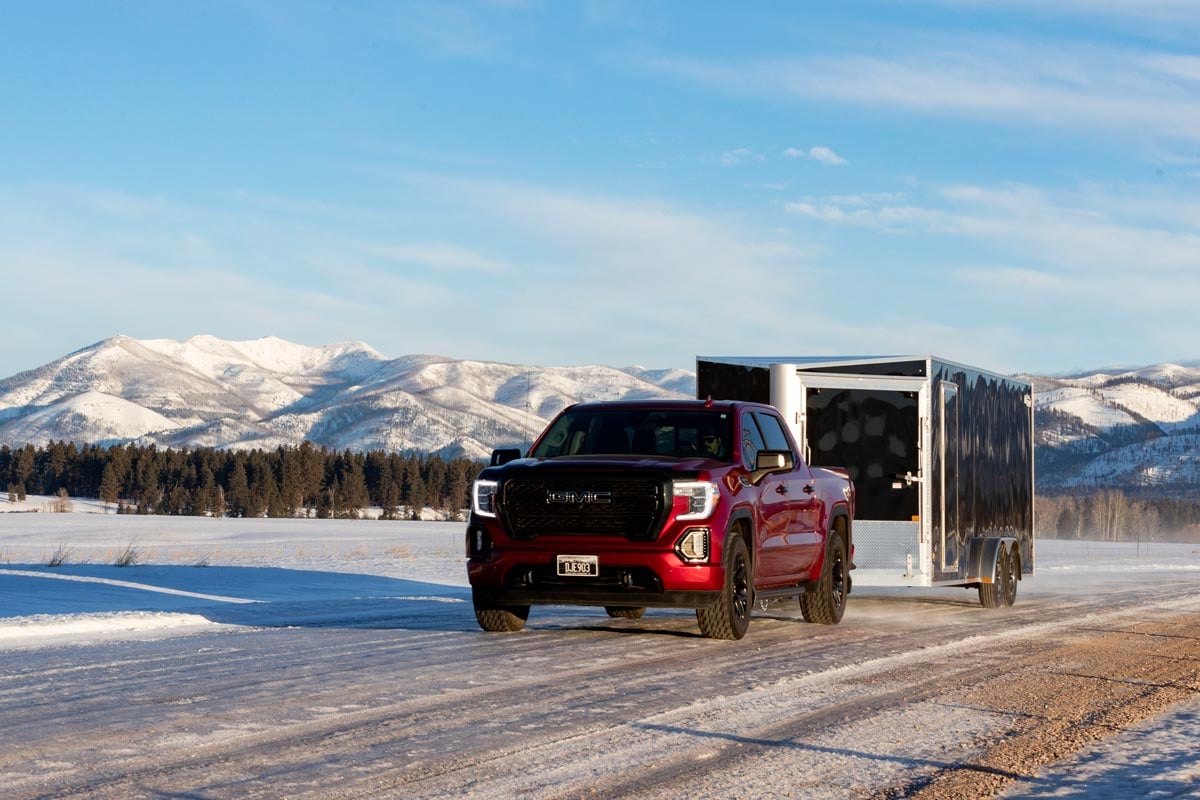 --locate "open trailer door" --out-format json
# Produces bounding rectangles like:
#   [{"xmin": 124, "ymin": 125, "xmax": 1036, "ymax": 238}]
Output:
[{"xmin": 769, "ymin": 365, "xmax": 933, "ymax": 586}]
